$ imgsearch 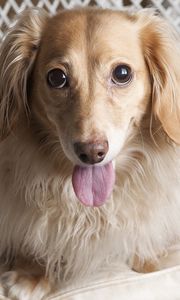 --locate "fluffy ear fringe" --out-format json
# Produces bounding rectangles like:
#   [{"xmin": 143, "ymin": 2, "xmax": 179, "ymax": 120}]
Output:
[
  {"xmin": 0, "ymin": 8, "xmax": 48, "ymax": 139},
  {"xmin": 138, "ymin": 10, "xmax": 180, "ymax": 144}
]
